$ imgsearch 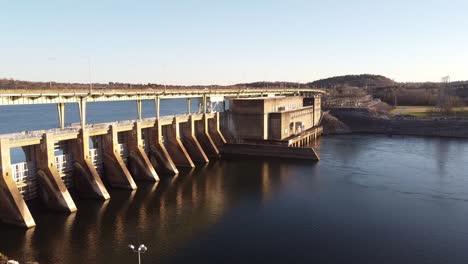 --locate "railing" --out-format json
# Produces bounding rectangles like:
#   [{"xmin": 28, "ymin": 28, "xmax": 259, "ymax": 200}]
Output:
[
  {"xmin": 10, "ymin": 161, "xmax": 38, "ymax": 200},
  {"xmin": 117, "ymin": 144, "xmax": 129, "ymax": 163},
  {"xmin": 55, "ymin": 154, "xmax": 73, "ymax": 175},
  {"xmin": 141, "ymin": 139, "xmax": 150, "ymax": 154},
  {"xmin": 11, "ymin": 161, "xmax": 35, "ymax": 183},
  {"xmin": 89, "ymin": 148, "xmax": 104, "ymax": 173},
  {"xmin": 54, "ymin": 154, "xmax": 74, "ymax": 189},
  {"xmin": 288, "ymin": 126, "xmax": 323, "ymax": 147}
]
